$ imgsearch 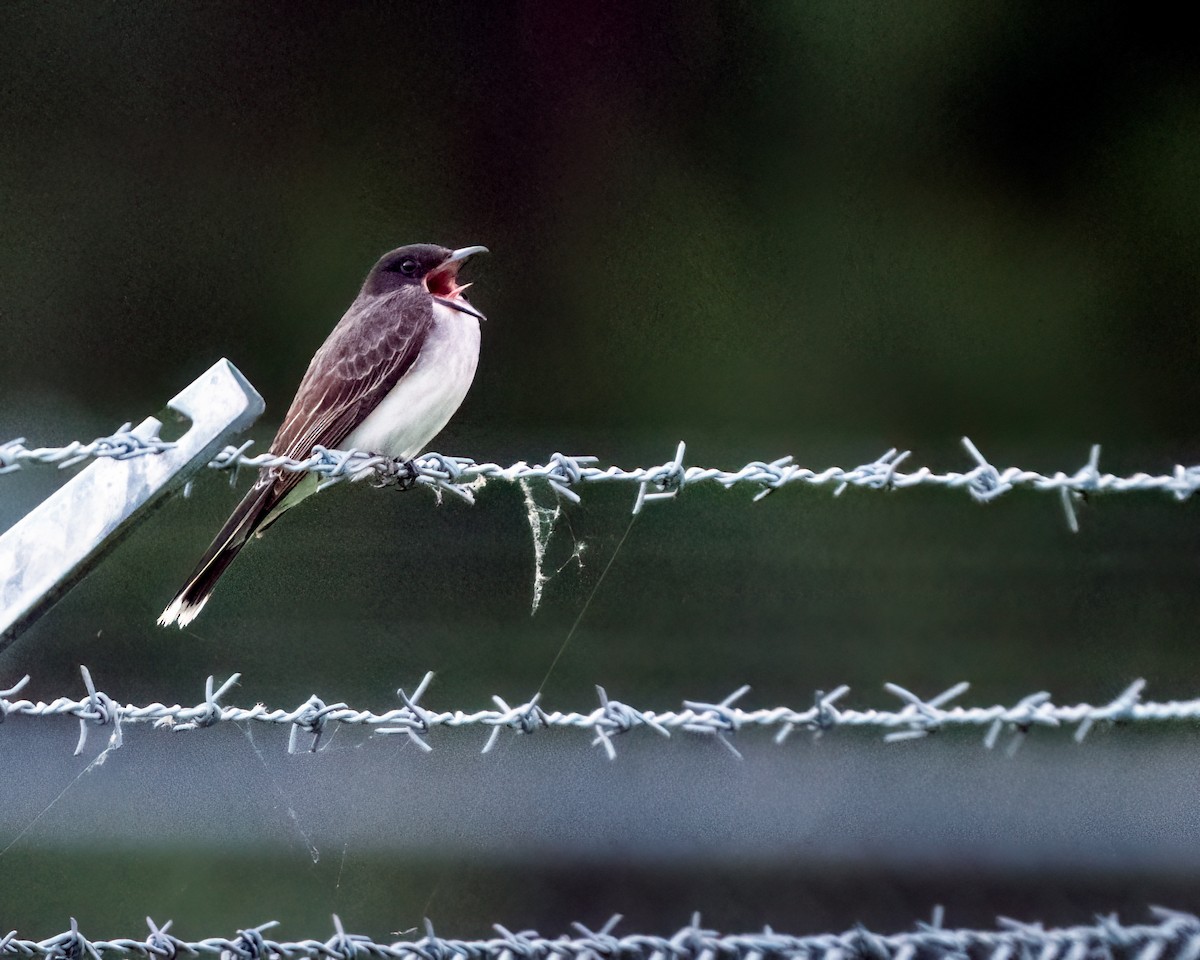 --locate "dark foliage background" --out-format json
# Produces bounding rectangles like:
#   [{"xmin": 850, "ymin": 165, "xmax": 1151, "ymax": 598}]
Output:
[{"xmin": 2, "ymin": 0, "xmax": 1199, "ymax": 942}]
